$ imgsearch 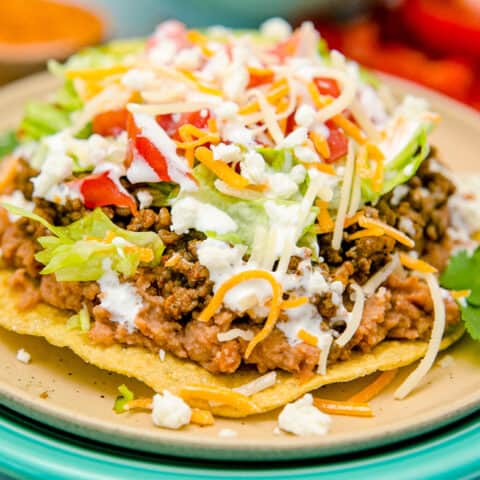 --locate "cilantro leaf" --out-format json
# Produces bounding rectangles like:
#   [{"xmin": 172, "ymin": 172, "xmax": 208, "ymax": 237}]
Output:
[
  {"xmin": 461, "ymin": 304, "xmax": 480, "ymax": 341},
  {"xmin": 440, "ymin": 247, "xmax": 480, "ymax": 306},
  {"xmin": 440, "ymin": 247, "xmax": 480, "ymax": 341}
]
